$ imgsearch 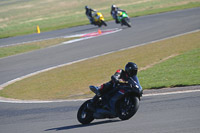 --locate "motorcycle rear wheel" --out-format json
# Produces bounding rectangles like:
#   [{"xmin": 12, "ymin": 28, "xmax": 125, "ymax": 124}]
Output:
[
  {"xmin": 77, "ymin": 100, "xmax": 94, "ymax": 124},
  {"xmin": 116, "ymin": 95, "xmax": 139, "ymax": 120}
]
